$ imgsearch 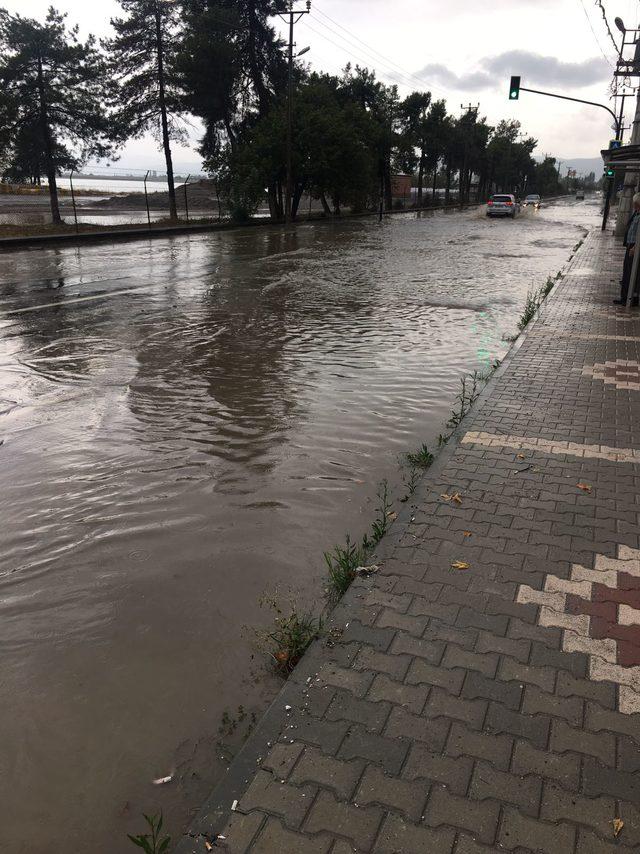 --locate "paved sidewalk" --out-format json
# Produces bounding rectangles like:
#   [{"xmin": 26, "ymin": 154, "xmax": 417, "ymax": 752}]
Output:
[{"xmin": 178, "ymin": 228, "xmax": 640, "ymax": 853}]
